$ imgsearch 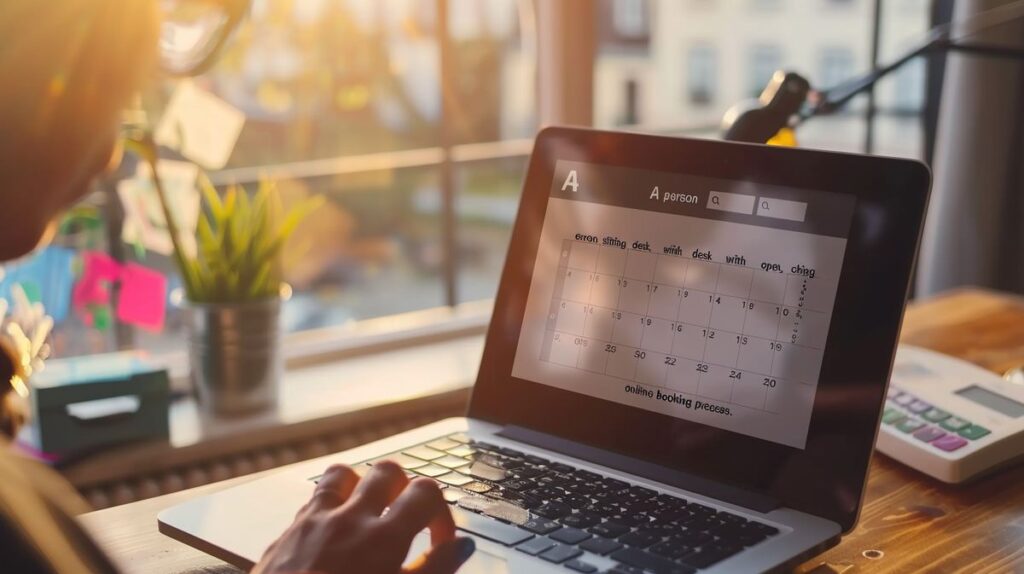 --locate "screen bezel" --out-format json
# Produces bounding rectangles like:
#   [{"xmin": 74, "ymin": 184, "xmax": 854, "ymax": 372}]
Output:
[{"xmin": 469, "ymin": 127, "xmax": 931, "ymax": 532}]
